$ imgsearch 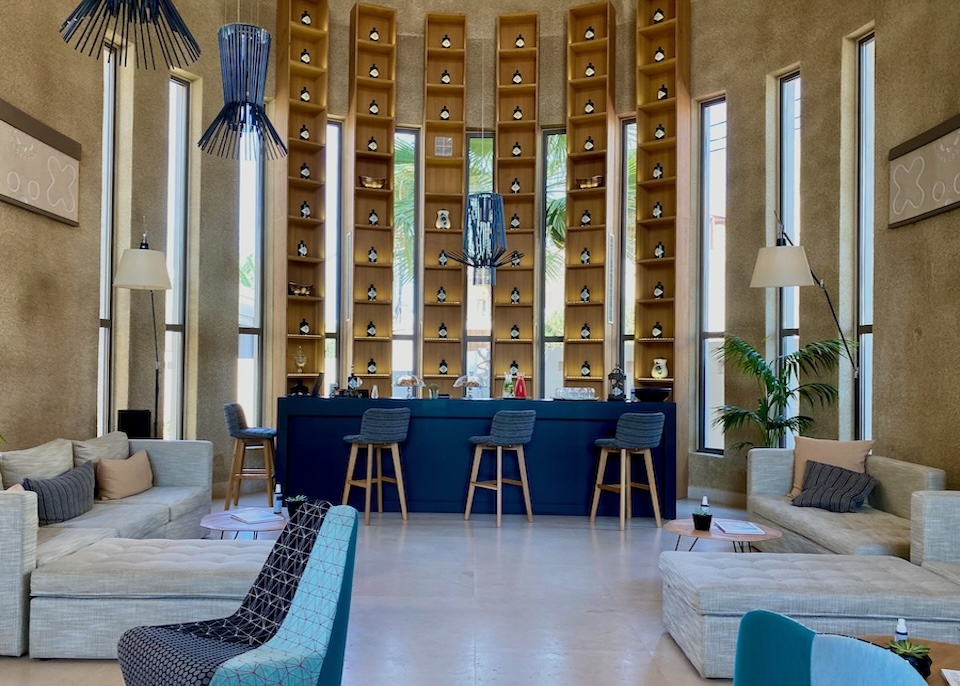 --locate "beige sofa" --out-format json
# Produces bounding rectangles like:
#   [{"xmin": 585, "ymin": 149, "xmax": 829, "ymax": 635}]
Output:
[{"xmin": 0, "ymin": 438, "xmax": 214, "ymax": 657}]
